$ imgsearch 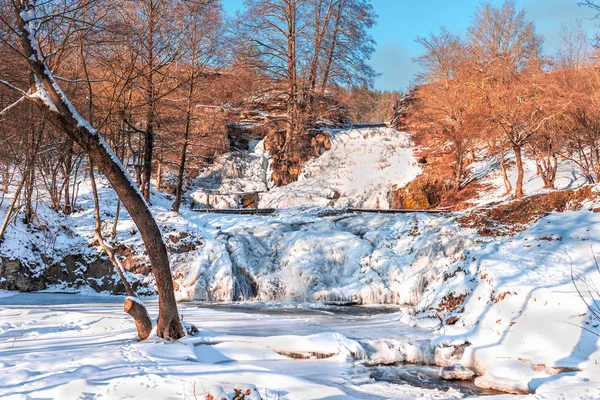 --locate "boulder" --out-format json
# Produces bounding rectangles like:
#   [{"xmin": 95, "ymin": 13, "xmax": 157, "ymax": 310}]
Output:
[{"xmin": 439, "ymin": 364, "xmax": 475, "ymax": 380}]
